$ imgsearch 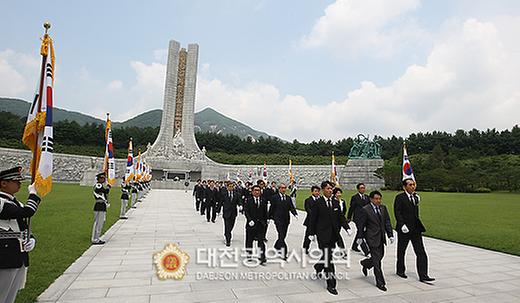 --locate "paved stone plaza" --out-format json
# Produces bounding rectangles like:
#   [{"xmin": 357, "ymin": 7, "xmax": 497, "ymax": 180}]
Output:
[{"xmin": 38, "ymin": 190, "xmax": 520, "ymax": 303}]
